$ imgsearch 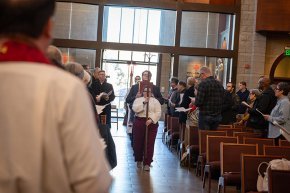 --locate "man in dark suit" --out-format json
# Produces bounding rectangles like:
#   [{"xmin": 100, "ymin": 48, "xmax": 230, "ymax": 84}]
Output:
[{"xmin": 92, "ymin": 70, "xmax": 115, "ymax": 128}]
